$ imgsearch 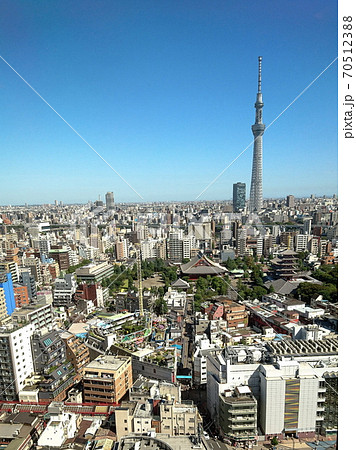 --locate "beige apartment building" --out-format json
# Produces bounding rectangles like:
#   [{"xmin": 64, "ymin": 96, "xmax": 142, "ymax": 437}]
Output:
[
  {"xmin": 115, "ymin": 401, "xmax": 154, "ymax": 440},
  {"xmin": 0, "ymin": 288, "xmax": 8, "ymax": 323},
  {"xmin": 159, "ymin": 400, "xmax": 200, "ymax": 436},
  {"xmin": 115, "ymin": 398, "xmax": 200, "ymax": 440},
  {"xmin": 61, "ymin": 331, "xmax": 90, "ymax": 379},
  {"xmin": 83, "ymin": 355, "xmax": 132, "ymax": 404}
]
